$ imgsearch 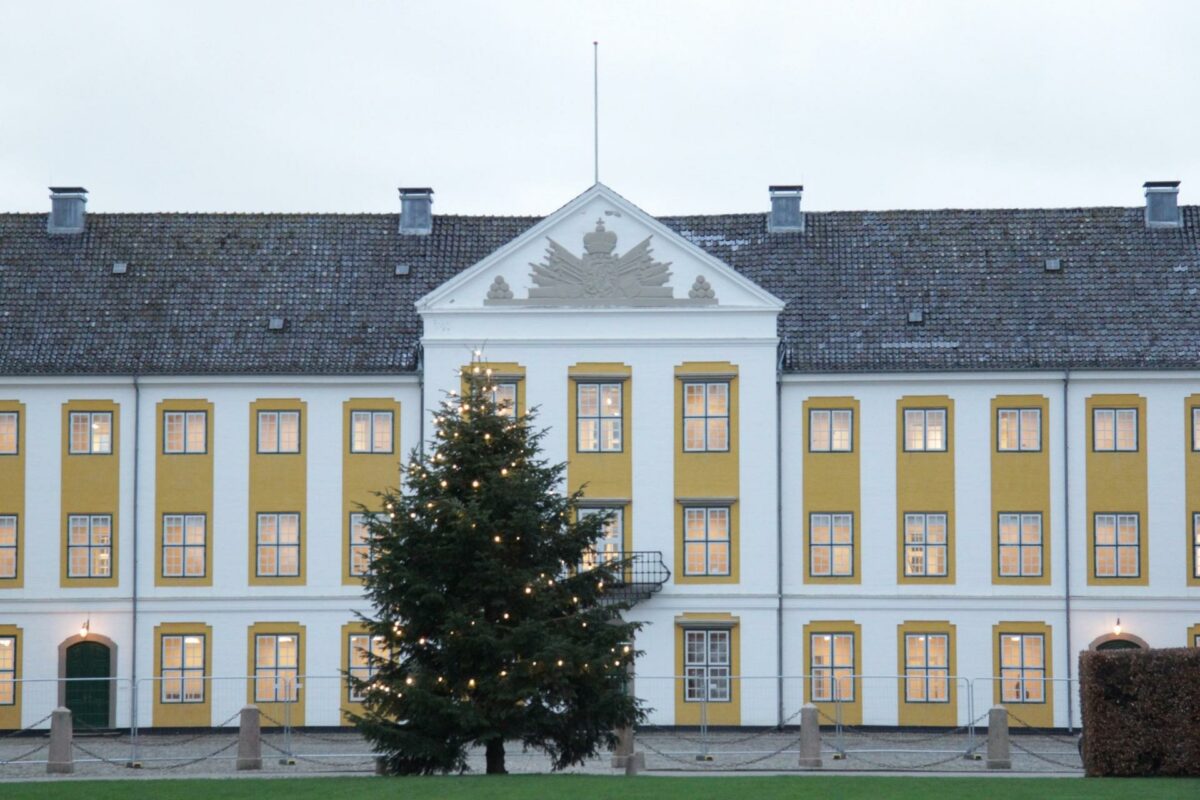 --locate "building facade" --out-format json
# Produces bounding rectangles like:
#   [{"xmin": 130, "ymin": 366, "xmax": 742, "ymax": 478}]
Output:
[{"xmin": 0, "ymin": 182, "xmax": 1197, "ymax": 731}]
